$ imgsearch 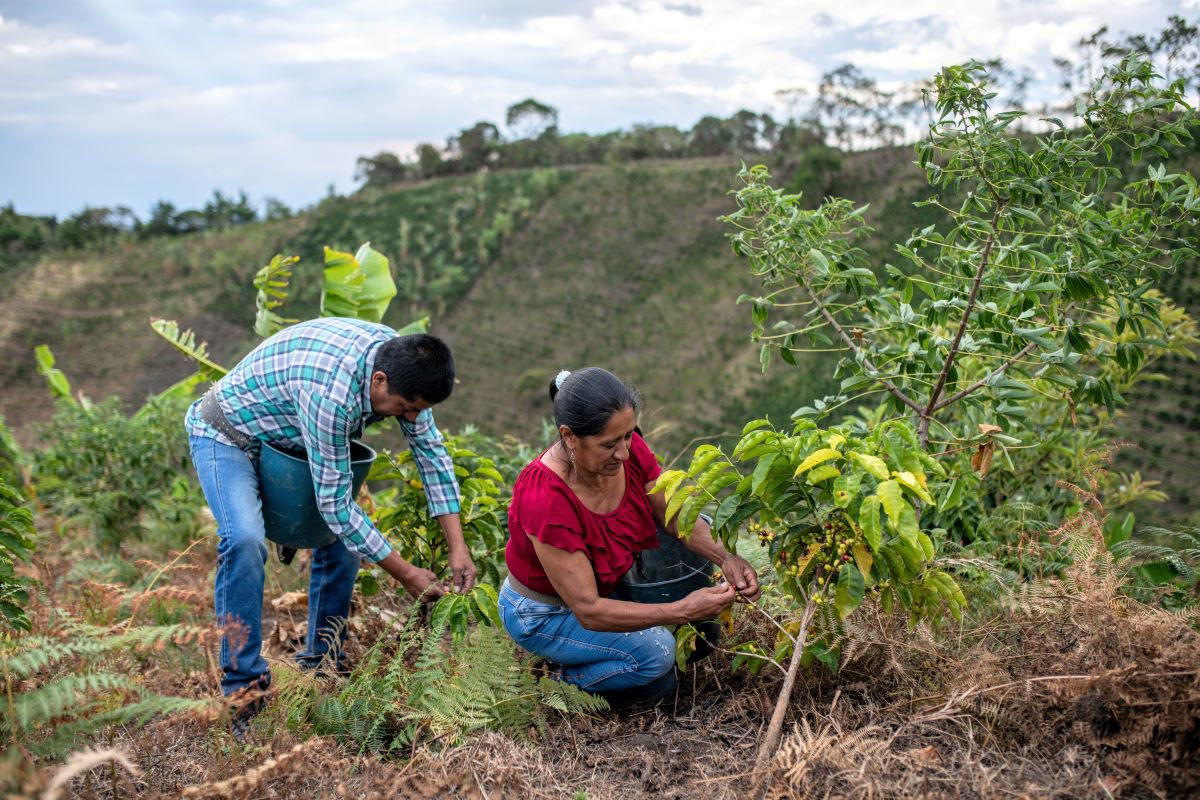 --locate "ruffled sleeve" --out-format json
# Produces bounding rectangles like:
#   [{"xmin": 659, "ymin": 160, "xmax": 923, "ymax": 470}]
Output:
[{"xmin": 510, "ymin": 465, "xmax": 587, "ymax": 553}]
